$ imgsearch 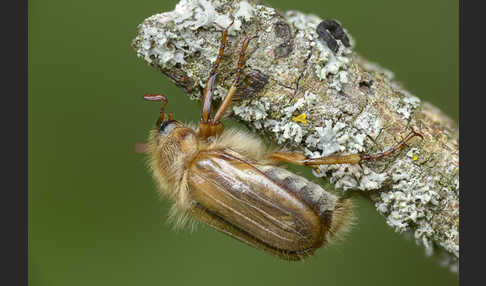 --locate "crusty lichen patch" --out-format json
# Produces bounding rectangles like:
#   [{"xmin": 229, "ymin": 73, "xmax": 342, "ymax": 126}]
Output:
[
  {"xmin": 132, "ymin": 0, "xmax": 459, "ymax": 271},
  {"xmin": 133, "ymin": 0, "xmax": 261, "ymax": 94}
]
